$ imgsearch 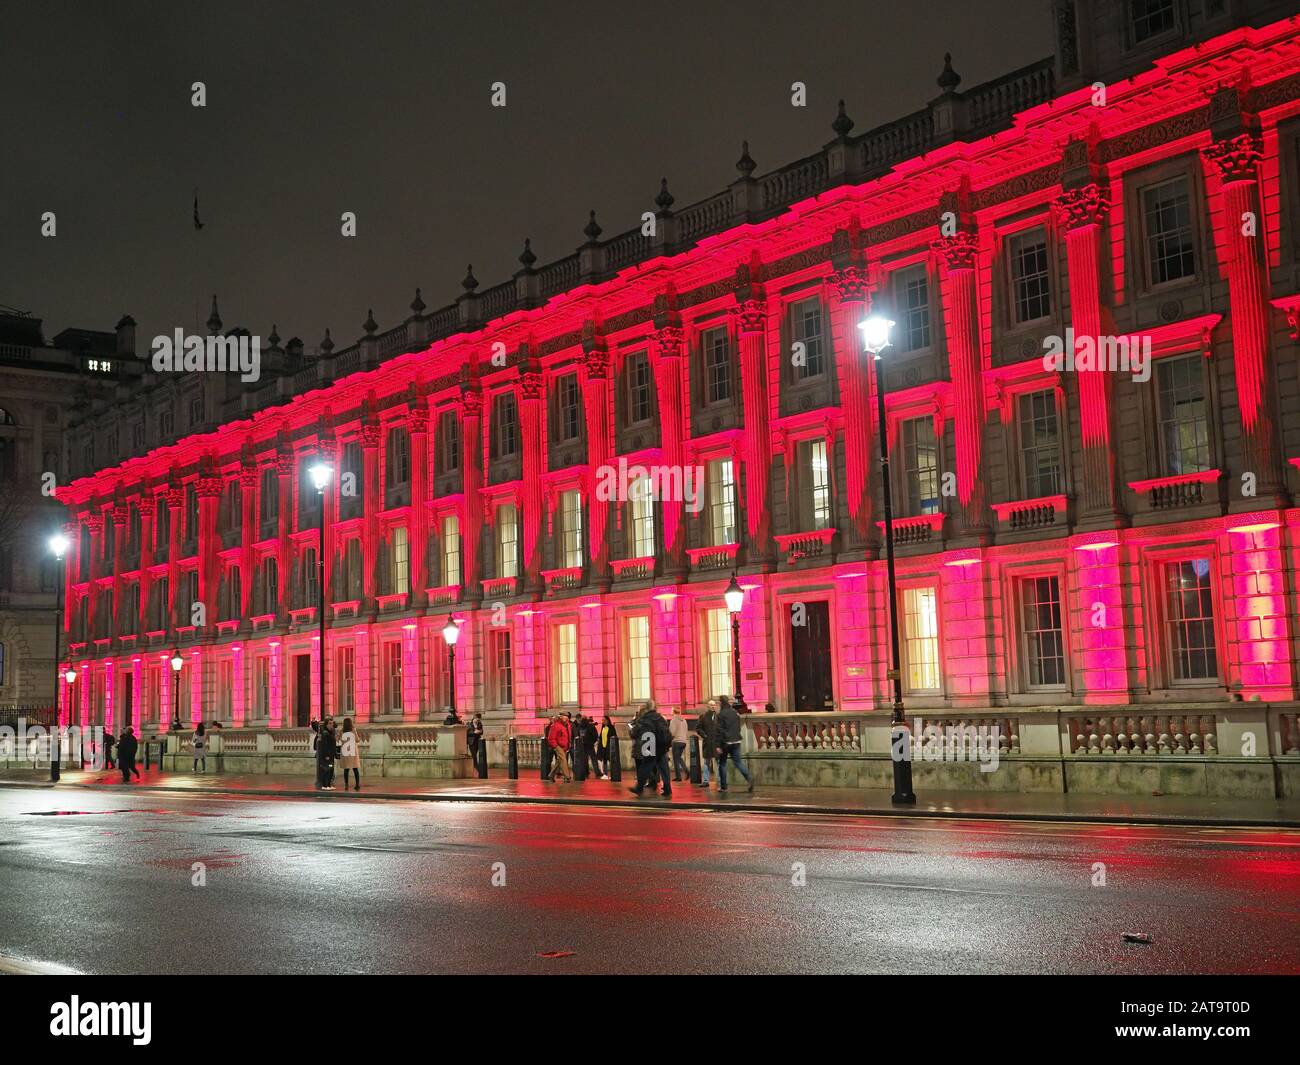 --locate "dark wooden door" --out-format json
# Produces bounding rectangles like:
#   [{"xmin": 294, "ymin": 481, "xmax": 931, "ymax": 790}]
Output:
[
  {"xmin": 295, "ymin": 654, "xmax": 312, "ymax": 727},
  {"xmin": 791, "ymin": 601, "xmax": 834, "ymax": 712}
]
